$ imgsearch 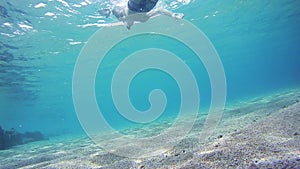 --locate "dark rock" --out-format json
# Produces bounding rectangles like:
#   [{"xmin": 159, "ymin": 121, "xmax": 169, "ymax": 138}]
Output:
[
  {"xmin": 293, "ymin": 132, "xmax": 299, "ymax": 136},
  {"xmin": 217, "ymin": 135, "xmax": 223, "ymax": 139},
  {"xmin": 22, "ymin": 131, "xmax": 45, "ymax": 143},
  {"xmin": 0, "ymin": 126, "xmax": 3, "ymax": 135},
  {"xmin": 0, "ymin": 127, "xmax": 46, "ymax": 150},
  {"xmin": 5, "ymin": 128, "xmax": 23, "ymax": 147},
  {"xmin": 0, "ymin": 126, "xmax": 4, "ymax": 150}
]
